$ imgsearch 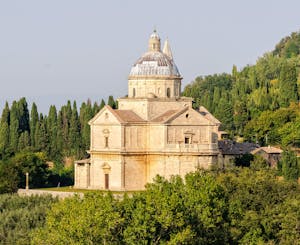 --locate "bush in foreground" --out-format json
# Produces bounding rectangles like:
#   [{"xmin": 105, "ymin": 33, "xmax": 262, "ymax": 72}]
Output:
[
  {"xmin": 31, "ymin": 168, "xmax": 300, "ymax": 244},
  {"xmin": 0, "ymin": 194, "xmax": 57, "ymax": 245}
]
